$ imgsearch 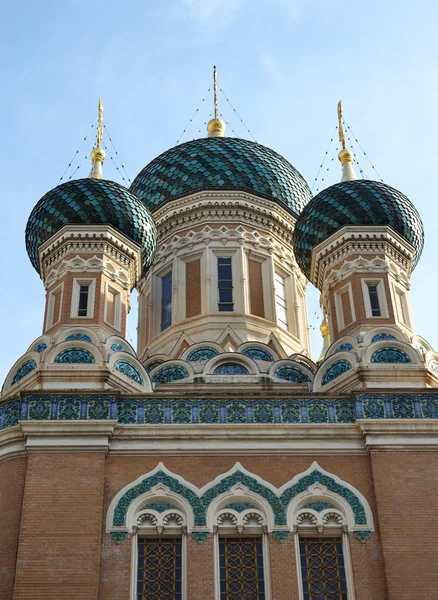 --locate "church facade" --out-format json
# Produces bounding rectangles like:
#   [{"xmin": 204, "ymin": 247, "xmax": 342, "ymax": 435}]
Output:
[{"xmin": 1, "ymin": 98, "xmax": 437, "ymax": 600}]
